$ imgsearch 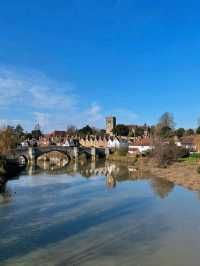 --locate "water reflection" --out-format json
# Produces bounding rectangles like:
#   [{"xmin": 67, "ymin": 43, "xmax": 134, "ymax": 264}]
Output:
[
  {"xmin": 151, "ymin": 178, "xmax": 175, "ymax": 199},
  {"xmin": 0, "ymin": 188, "xmax": 12, "ymax": 204},
  {"xmin": 1, "ymin": 161, "xmax": 200, "ymax": 266},
  {"xmin": 1, "ymin": 160, "xmax": 175, "ymax": 199}
]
